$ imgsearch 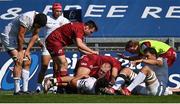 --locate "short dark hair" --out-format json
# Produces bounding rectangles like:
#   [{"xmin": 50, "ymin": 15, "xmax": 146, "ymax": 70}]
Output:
[
  {"xmin": 85, "ymin": 20, "xmax": 98, "ymax": 31},
  {"xmin": 94, "ymin": 76, "xmax": 109, "ymax": 94},
  {"xmin": 144, "ymin": 47, "xmax": 158, "ymax": 58},
  {"xmin": 125, "ymin": 40, "xmax": 139, "ymax": 50},
  {"xmin": 34, "ymin": 13, "xmax": 47, "ymax": 27}
]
